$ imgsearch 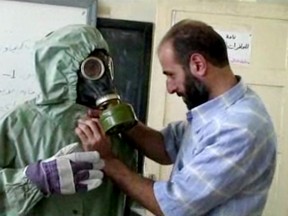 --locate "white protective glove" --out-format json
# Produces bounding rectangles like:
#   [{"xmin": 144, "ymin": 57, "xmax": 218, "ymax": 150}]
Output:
[{"xmin": 24, "ymin": 143, "xmax": 104, "ymax": 195}]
